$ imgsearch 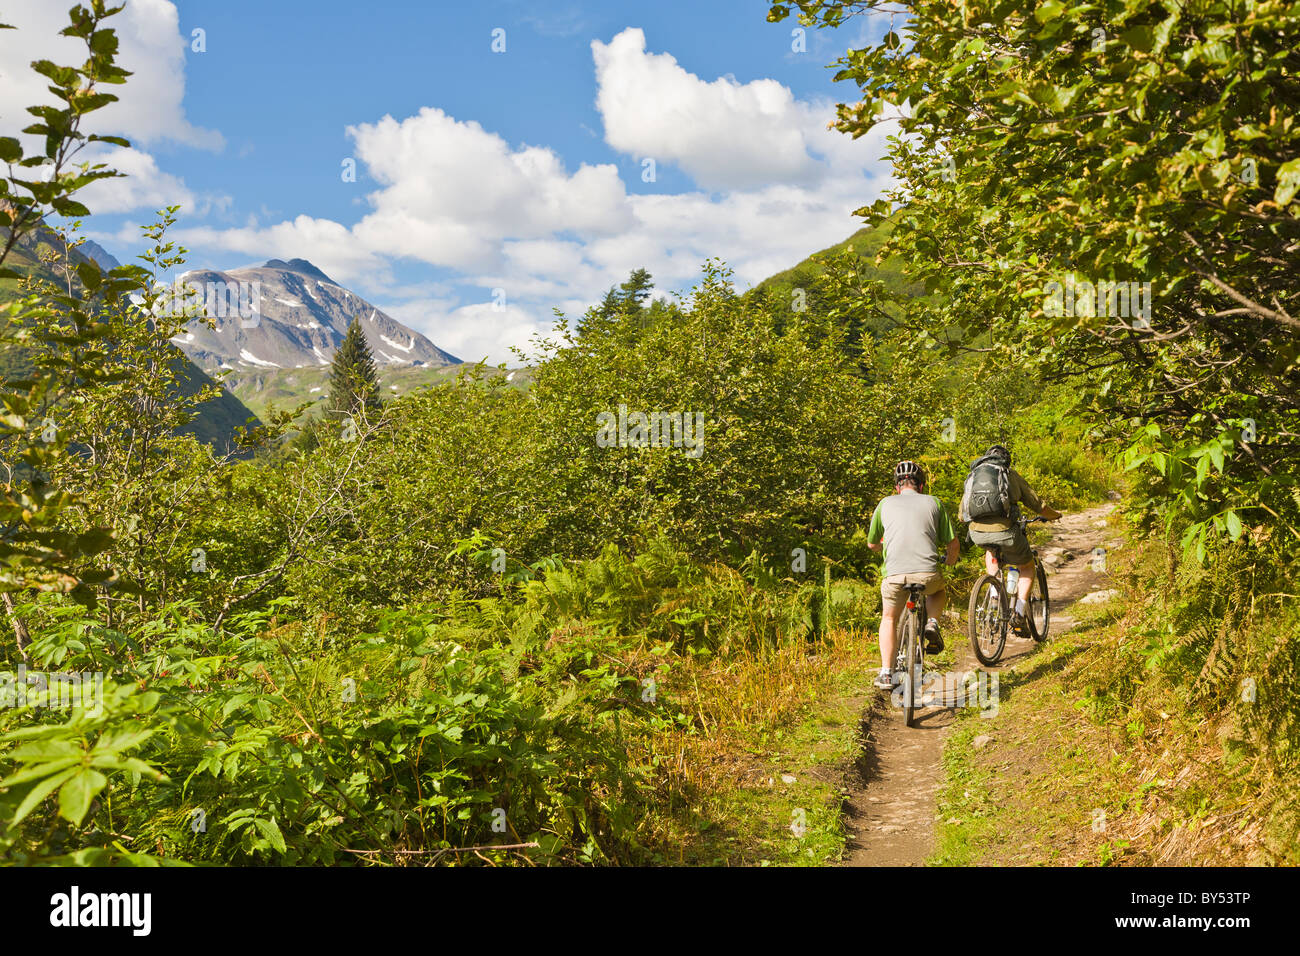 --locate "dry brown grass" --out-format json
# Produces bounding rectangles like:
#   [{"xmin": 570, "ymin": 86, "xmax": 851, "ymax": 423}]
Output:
[{"xmin": 630, "ymin": 626, "xmax": 877, "ymax": 860}]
